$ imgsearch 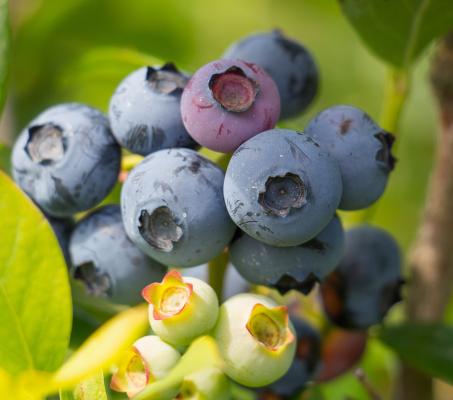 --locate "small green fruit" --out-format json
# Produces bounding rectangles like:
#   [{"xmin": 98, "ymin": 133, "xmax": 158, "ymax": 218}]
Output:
[
  {"xmin": 213, "ymin": 293, "xmax": 296, "ymax": 387},
  {"xmin": 142, "ymin": 270, "xmax": 219, "ymax": 346},
  {"xmin": 110, "ymin": 335, "xmax": 180, "ymax": 398}
]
